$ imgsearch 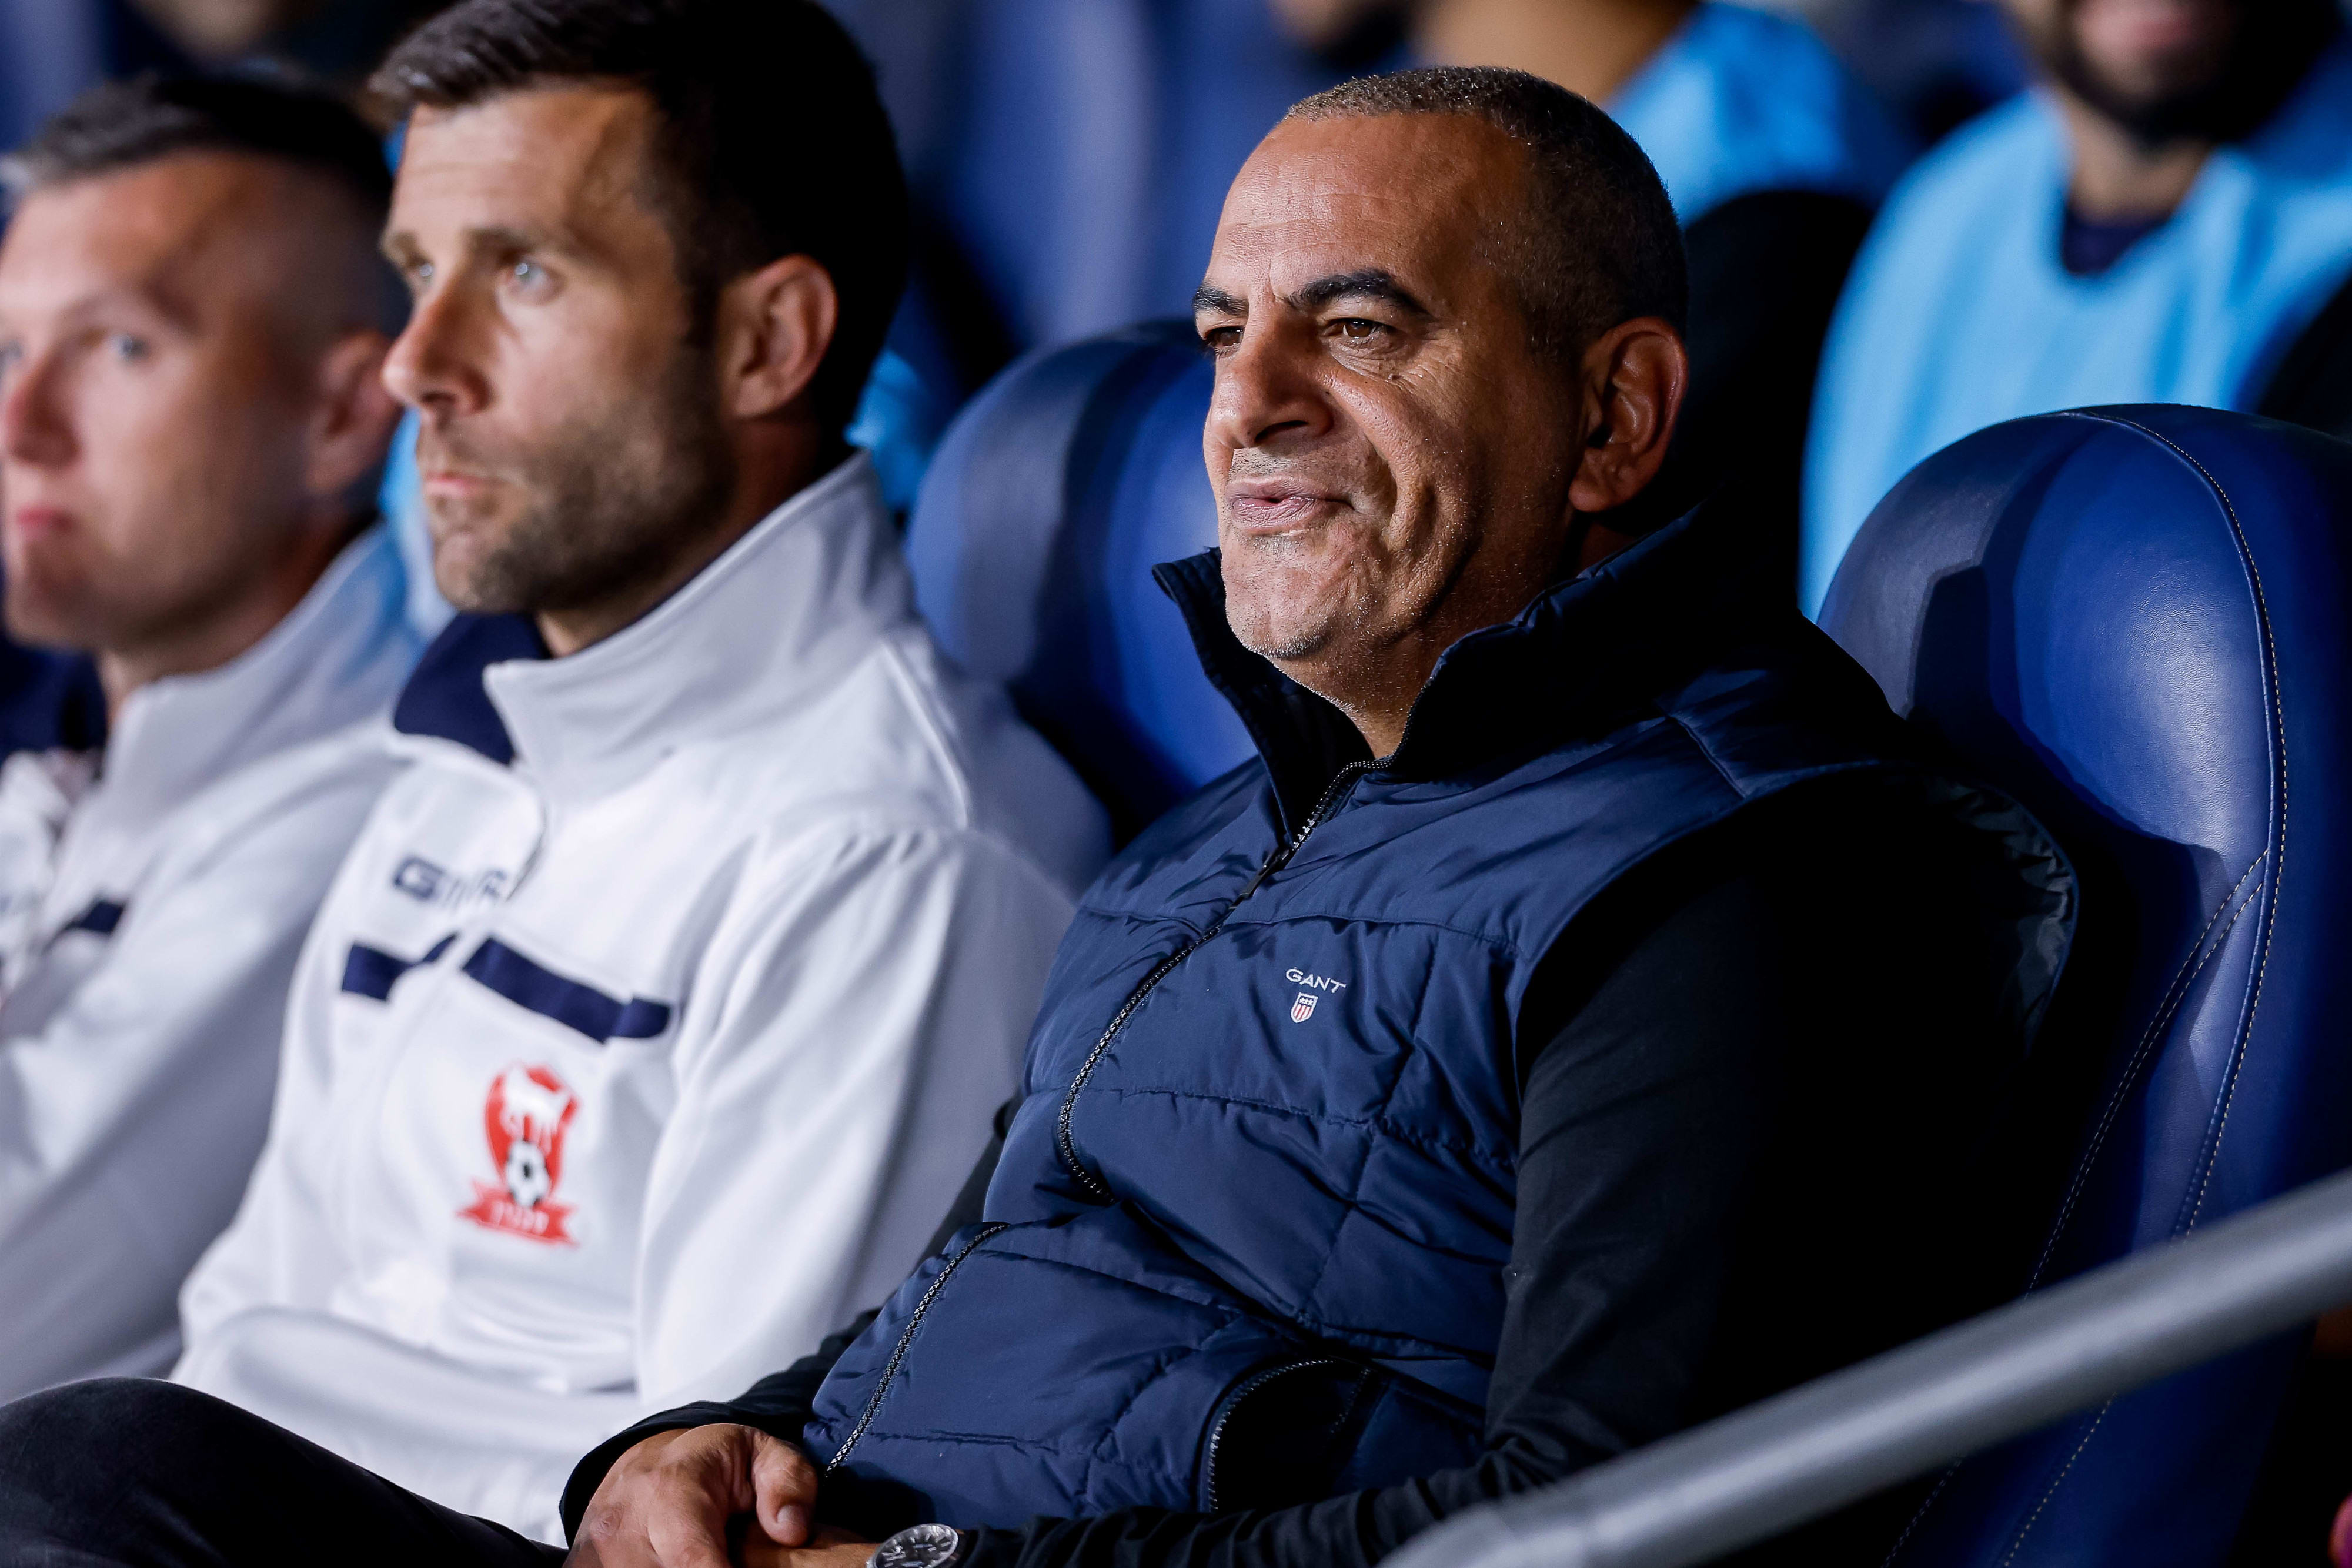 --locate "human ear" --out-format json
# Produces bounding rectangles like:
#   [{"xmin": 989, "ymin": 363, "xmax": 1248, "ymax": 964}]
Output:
[
  {"xmin": 1565, "ymin": 317, "xmax": 1688, "ymax": 515},
  {"xmin": 303, "ymin": 329, "xmax": 403, "ymax": 504},
  {"xmin": 717, "ymin": 254, "xmax": 840, "ymax": 423}
]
